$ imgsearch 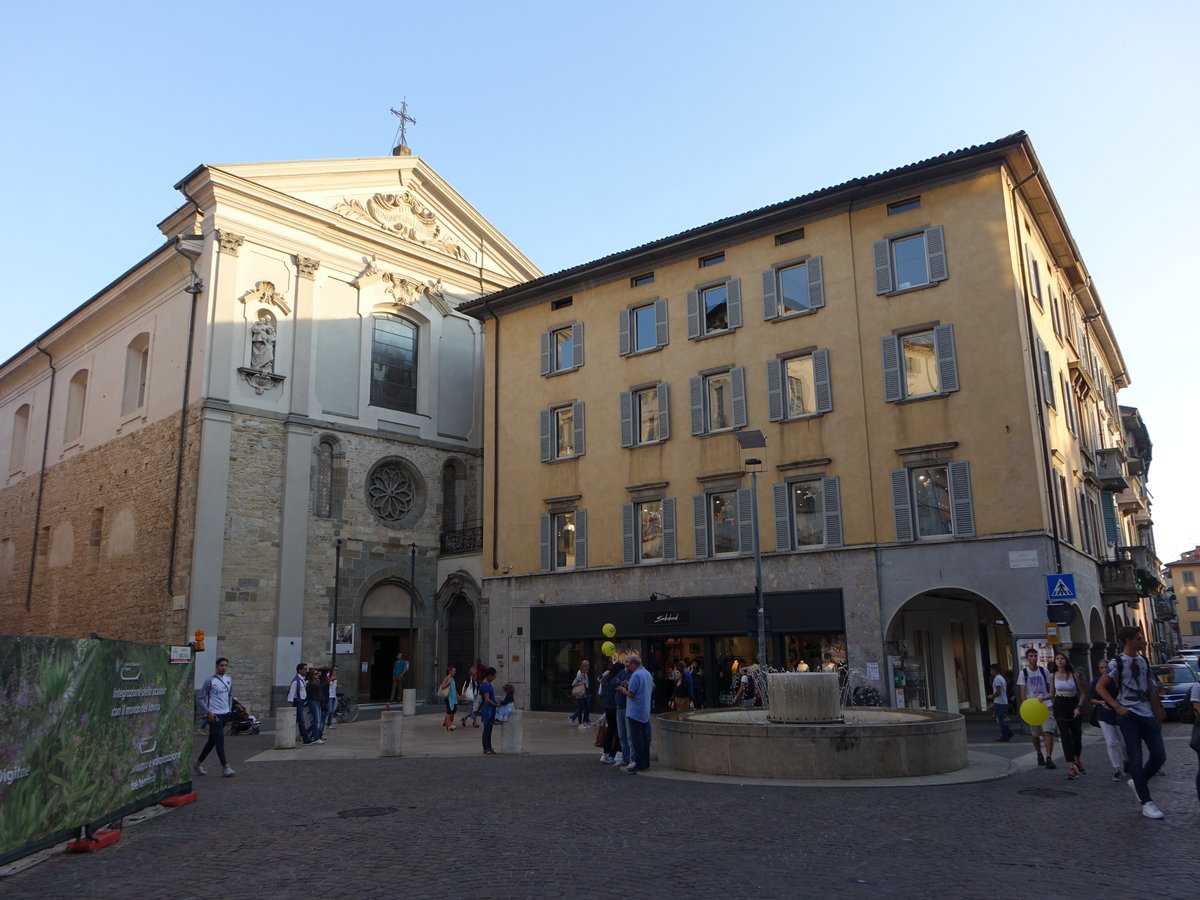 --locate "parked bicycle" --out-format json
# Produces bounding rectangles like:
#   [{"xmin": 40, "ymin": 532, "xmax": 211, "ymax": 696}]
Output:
[{"xmin": 329, "ymin": 693, "xmax": 359, "ymax": 723}]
